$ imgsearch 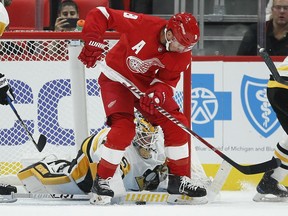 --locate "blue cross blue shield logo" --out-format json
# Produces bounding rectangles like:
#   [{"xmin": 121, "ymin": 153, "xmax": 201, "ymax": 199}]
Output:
[{"xmin": 241, "ymin": 75, "xmax": 279, "ymax": 137}]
